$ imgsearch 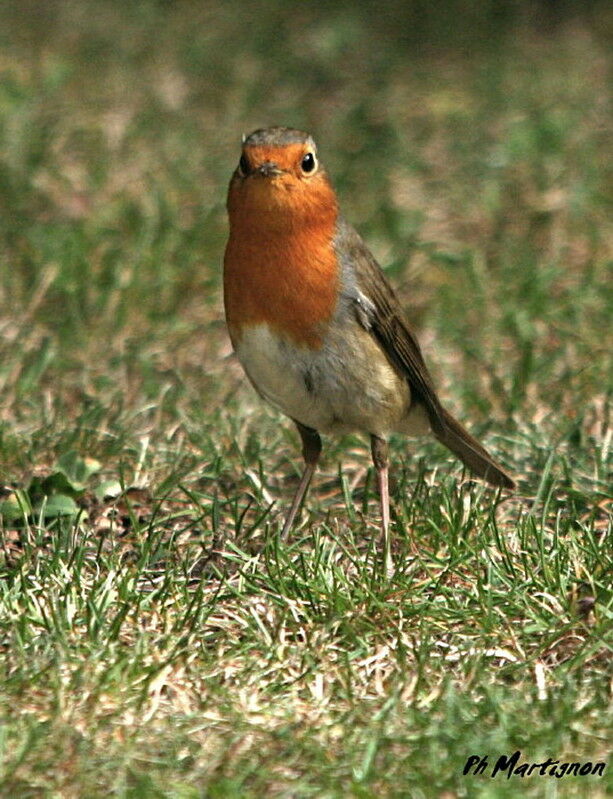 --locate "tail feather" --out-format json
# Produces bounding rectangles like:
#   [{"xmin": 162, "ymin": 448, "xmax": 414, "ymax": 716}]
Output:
[{"xmin": 435, "ymin": 407, "xmax": 515, "ymax": 489}]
